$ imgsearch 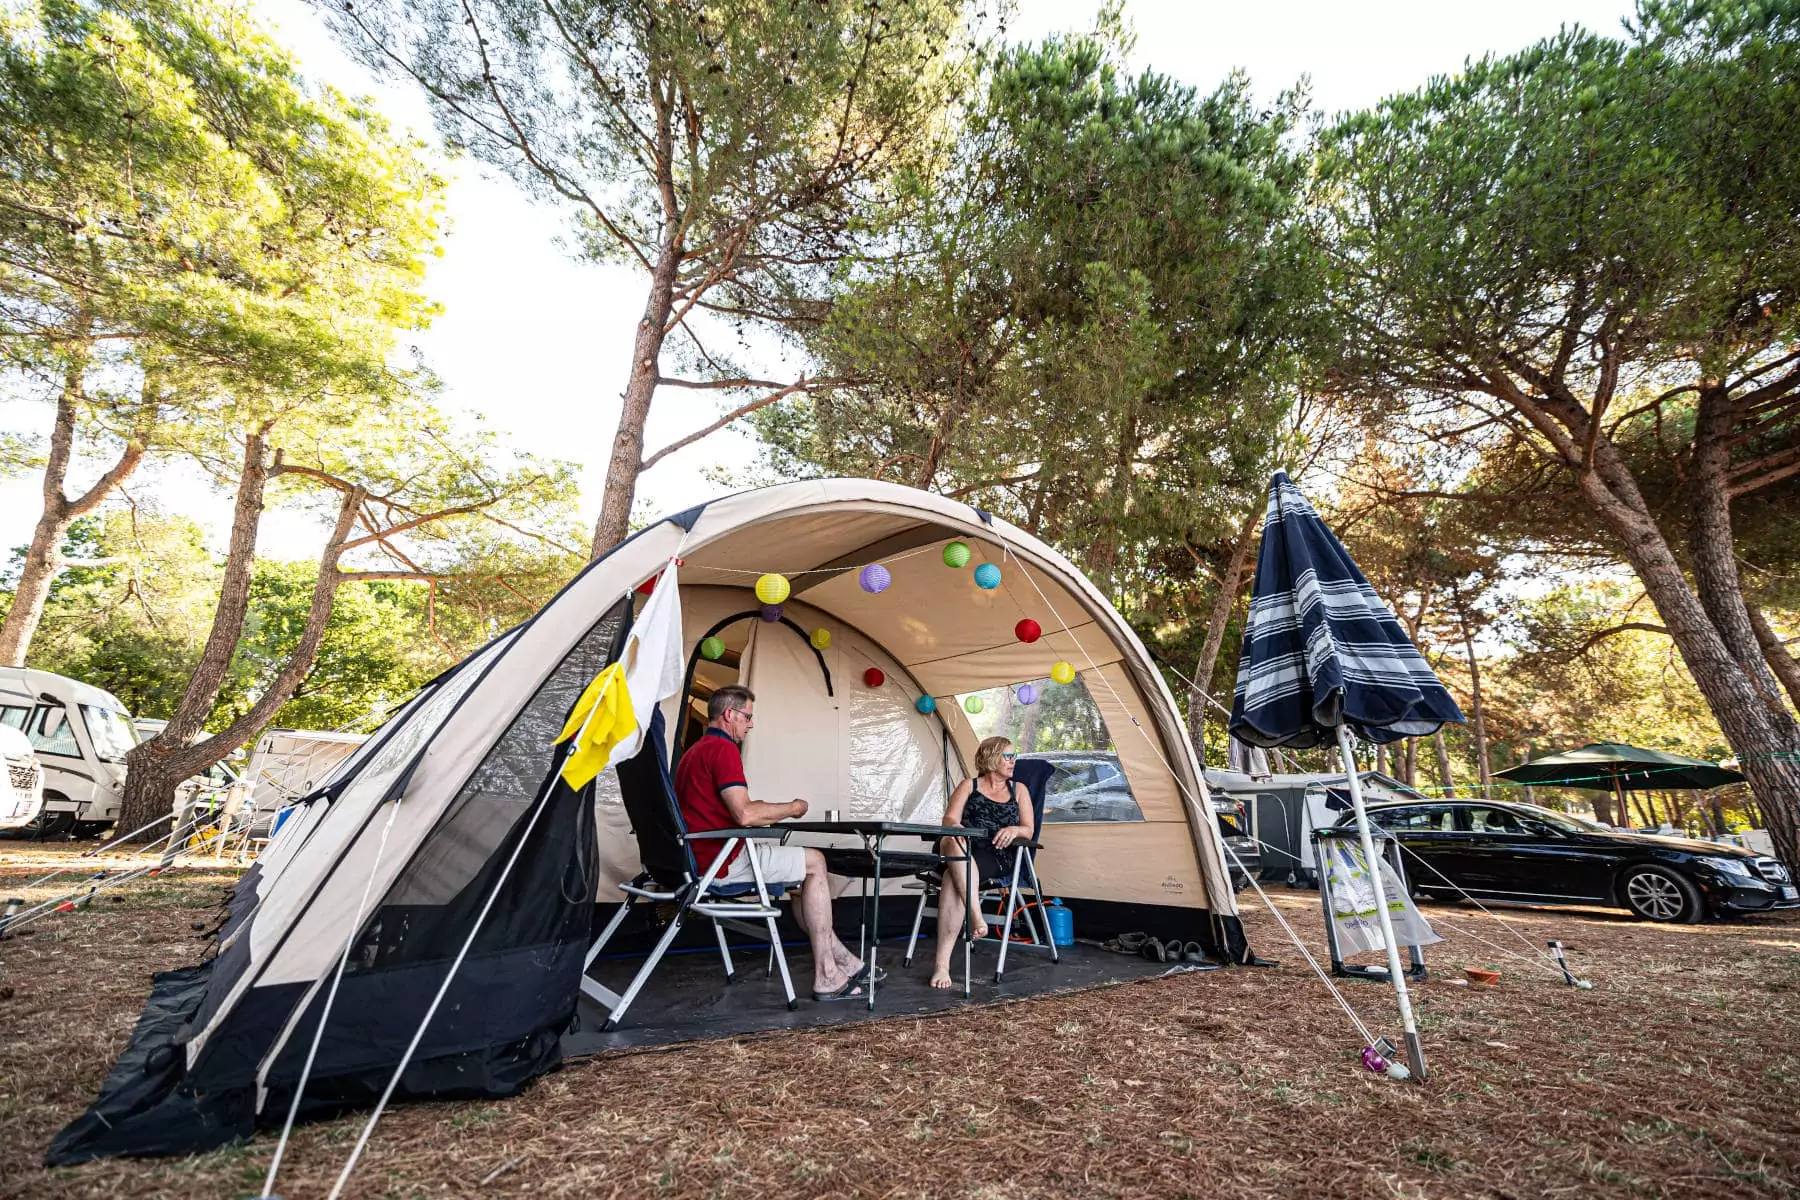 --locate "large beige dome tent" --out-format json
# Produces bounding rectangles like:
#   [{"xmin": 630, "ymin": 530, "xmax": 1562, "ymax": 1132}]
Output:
[{"xmin": 50, "ymin": 479, "xmax": 1246, "ymax": 1165}]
